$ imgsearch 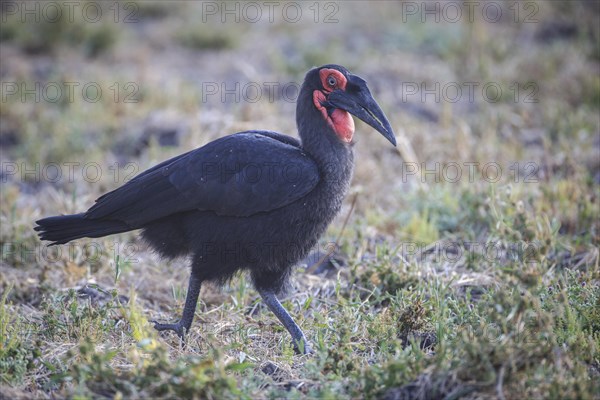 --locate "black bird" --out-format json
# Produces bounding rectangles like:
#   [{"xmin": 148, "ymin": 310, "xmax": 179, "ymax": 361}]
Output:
[{"xmin": 35, "ymin": 65, "xmax": 396, "ymax": 354}]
